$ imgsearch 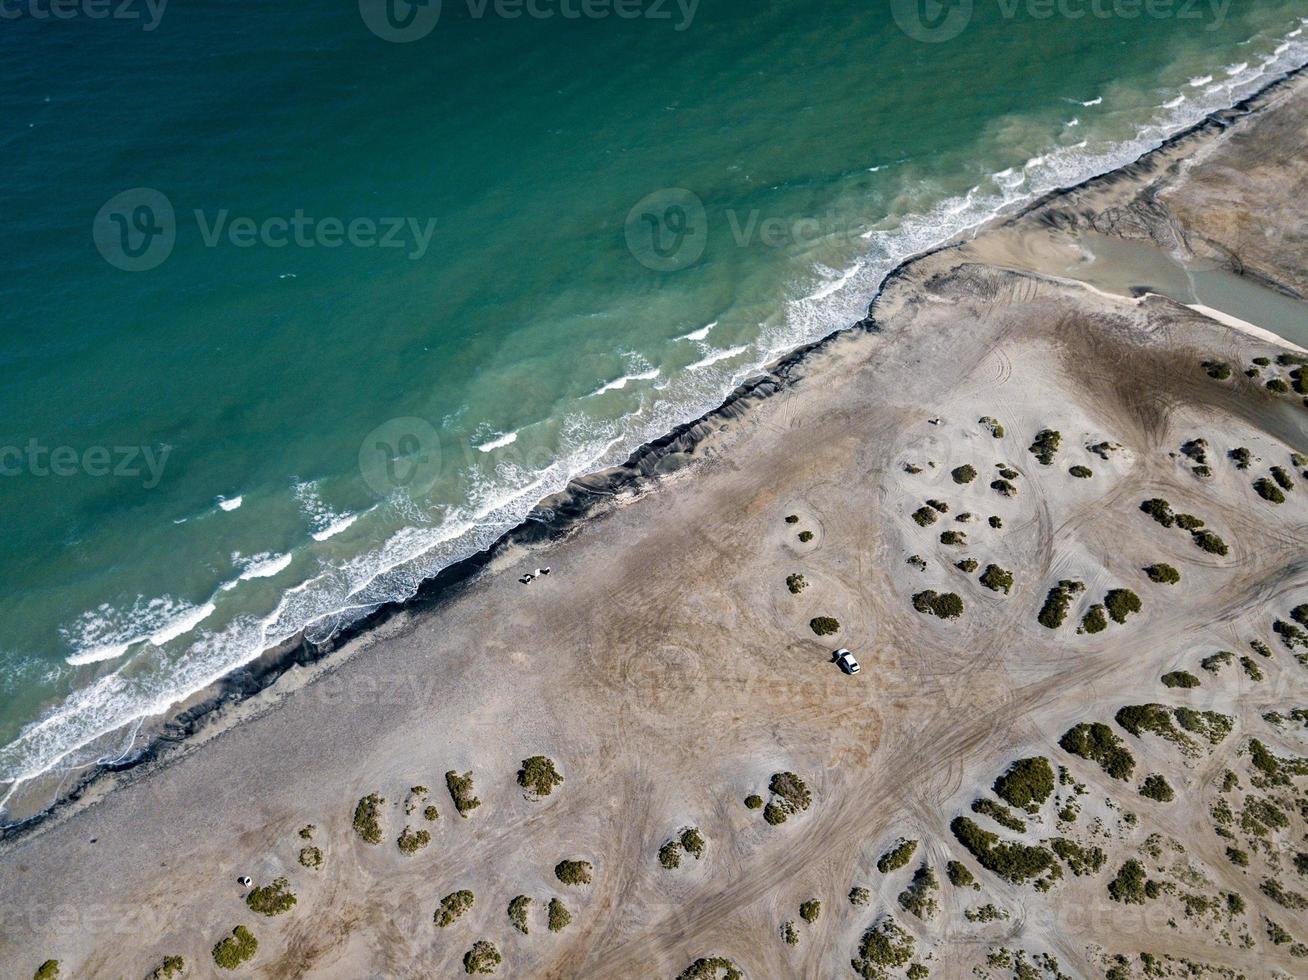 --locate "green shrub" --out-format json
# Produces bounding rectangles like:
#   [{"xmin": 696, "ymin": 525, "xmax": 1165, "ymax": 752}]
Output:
[
  {"xmin": 298, "ymin": 825, "xmax": 315, "ymax": 840},
  {"xmin": 34, "ymin": 963, "xmax": 59, "ymax": 980},
  {"xmin": 424, "ymin": 805, "xmax": 439, "ymax": 821},
  {"xmin": 1080, "ymin": 604, "xmax": 1107, "ymax": 634},
  {"xmin": 979, "ymin": 564, "xmax": 1013, "ymax": 594},
  {"xmin": 518, "ymin": 756, "xmax": 564, "ymax": 798},
  {"xmin": 1160, "ymin": 670, "xmax": 1199, "ymax": 689},
  {"xmin": 1253, "ymin": 356, "xmax": 1272, "ymax": 367},
  {"xmin": 445, "ymin": 771, "xmax": 481, "ymax": 817},
  {"xmin": 1049, "ymin": 838, "xmax": 1105, "ymax": 876},
  {"xmin": 949, "ymin": 816, "xmax": 1059, "ymax": 884},
  {"xmin": 659, "ymin": 840, "xmax": 683, "ymax": 869},
  {"xmin": 786, "ymin": 573, "xmax": 807, "ymax": 594},
  {"xmin": 809, "ymin": 616, "xmax": 839, "ymax": 636},
  {"xmin": 979, "ymin": 416, "xmax": 1005, "ymax": 437},
  {"xmin": 1139, "ymin": 774, "xmax": 1175, "ymax": 802},
  {"xmin": 352, "ymin": 793, "xmax": 384, "ymax": 844},
  {"xmin": 850, "ymin": 885, "xmax": 872, "ymax": 905},
  {"xmin": 148, "ymin": 956, "xmax": 185, "ymax": 980},
  {"xmin": 1059, "ymin": 722, "xmax": 1135, "ymax": 779},
  {"xmin": 912, "ymin": 590, "xmax": 964, "ymax": 619},
  {"xmin": 1255, "ymin": 478, "xmax": 1286, "ymax": 503},
  {"xmin": 877, "ymin": 838, "xmax": 918, "ymax": 874},
  {"xmin": 298, "ymin": 846, "xmax": 323, "ymax": 870},
  {"xmin": 799, "ymin": 899, "xmax": 821, "ymax": 923},
  {"xmin": 463, "ymin": 940, "xmax": 501, "ymax": 976},
  {"xmin": 508, "ymin": 895, "xmax": 531, "ymax": 935},
  {"xmin": 906, "ymin": 554, "xmax": 926, "ymax": 570},
  {"xmin": 435, "ymin": 891, "xmax": 475, "ymax": 927},
  {"xmin": 946, "ymin": 860, "xmax": 975, "ymax": 888},
  {"xmin": 1174, "ymin": 513, "xmax": 1204, "ymax": 530},
  {"xmin": 1268, "ymin": 378, "xmax": 1290, "ymax": 393},
  {"xmin": 993, "ymin": 757, "xmax": 1054, "ymax": 810},
  {"xmin": 1191, "ymin": 529, "xmax": 1229, "ymax": 555},
  {"xmin": 397, "ymin": 827, "xmax": 431, "ymax": 855},
  {"xmin": 927, "ymin": 499, "xmax": 949, "ymax": 513},
  {"xmin": 1229, "ymin": 447, "xmax": 1252, "ymax": 469},
  {"xmin": 896, "ymin": 865, "xmax": 939, "ymax": 920},
  {"xmin": 956, "ymin": 558, "xmax": 978, "ymax": 573},
  {"xmin": 990, "ymin": 478, "xmax": 1017, "ymax": 497},
  {"xmin": 770, "ymin": 771, "xmax": 812, "ymax": 812},
  {"xmin": 1202, "ymin": 360, "xmax": 1232, "ymax": 380},
  {"xmin": 1226, "ymin": 847, "xmax": 1249, "ymax": 866},
  {"xmin": 1069, "ymin": 465, "xmax": 1092, "ymax": 479},
  {"xmin": 212, "ymin": 927, "xmax": 257, "ymax": 970},
  {"xmin": 1201, "ymin": 651, "xmax": 1233, "ymax": 672},
  {"xmin": 996, "ymin": 466, "xmax": 1020, "ymax": 480},
  {"xmin": 547, "ymin": 898, "xmax": 572, "ymax": 933},
  {"xmin": 989, "ymin": 515, "xmax": 1002, "ymax": 528},
  {"xmin": 681, "ymin": 827, "xmax": 706, "ymax": 859},
  {"xmin": 1144, "ymin": 563, "xmax": 1179, "ymax": 584},
  {"xmin": 763, "ymin": 801, "xmax": 788, "ymax": 825},
  {"xmin": 797, "ymin": 530, "xmax": 813, "ymax": 542},
  {"xmin": 784, "ymin": 514, "xmax": 799, "ymax": 524},
  {"xmin": 1038, "ymin": 580, "xmax": 1084, "ymax": 629},
  {"xmin": 1029, "ymin": 429, "xmax": 1061, "ymax": 465},
  {"xmin": 1107, "ymin": 859, "xmax": 1149, "ymax": 904},
  {"xmin": 780, "ymin": 920, "xmax": 798, "ymax": 946},
  {"xmin": 1271, "ymin": 465, "xmax": 1295, "ymax": 490},
  {"xmin": 245, "ymin": 877, "xmax": 296, "ymax": 917},
  {"xmin": 851, "ymin": 916, "xmax": 916, "ymax": 976},
  {"xmin": 972, "ymin": 797, "xmax": 1026, "ymax": 832},
  {"xmin": 744, "ymin": 794, "xmax": 763, "ymax": 810},
  {"xmin": 555, "ymin": 860, "xmax": 593, "ymax": 885},
  {"xmin": 1104, "ymin": 589, "xmax": 1142, "ymax": 624},
  {"xmin": 938, "ymin": 530, "xmax": 965, "ymax": 545},
  {"xmin": 1140, "ymin": 498, "xmax": 1174, "ymax": 526},
  {"xmin": 952, "ymin": 464, "xmax": 977, "ymax": 484}
]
